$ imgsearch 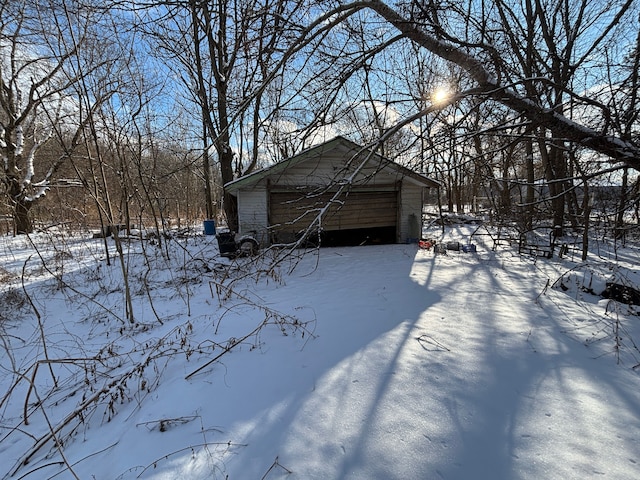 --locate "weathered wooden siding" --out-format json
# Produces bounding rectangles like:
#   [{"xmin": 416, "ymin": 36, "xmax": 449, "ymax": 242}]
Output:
[
  {"xmin": 268, "ymin": 148, "xmax": 403, "ymax": 190},
  {"xmin": 236, "ymin": 187, "xmax": 269, "ymax": 245}
]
